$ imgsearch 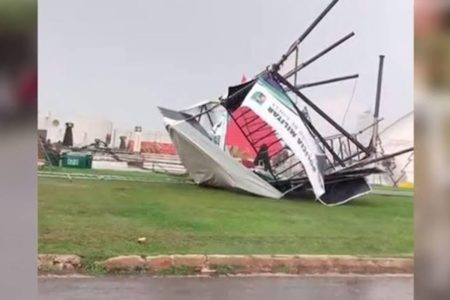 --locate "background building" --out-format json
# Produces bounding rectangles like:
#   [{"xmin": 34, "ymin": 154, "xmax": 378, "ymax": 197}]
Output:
[{"xmin": 38, "ymin": 112, "xmax": 113, "ymax": 146}]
